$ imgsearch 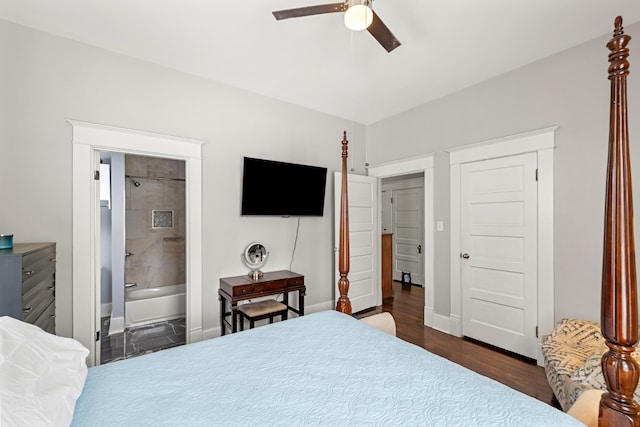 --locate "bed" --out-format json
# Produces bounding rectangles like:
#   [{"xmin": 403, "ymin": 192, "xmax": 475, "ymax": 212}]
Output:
[
  {"xmin": 593, "ymin": 15, "xmax": 640, "ymax": 427},
  {"xmin": 0, "ymin": 16, "xmax": 637, "ymax": 427},
  {"xmin": 2, "ymin": 311, "xmax": 581, "ymax": 427},
  {"xmin": 71, "ymin": 310, "xmax": 581, "ymax": 426}
]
